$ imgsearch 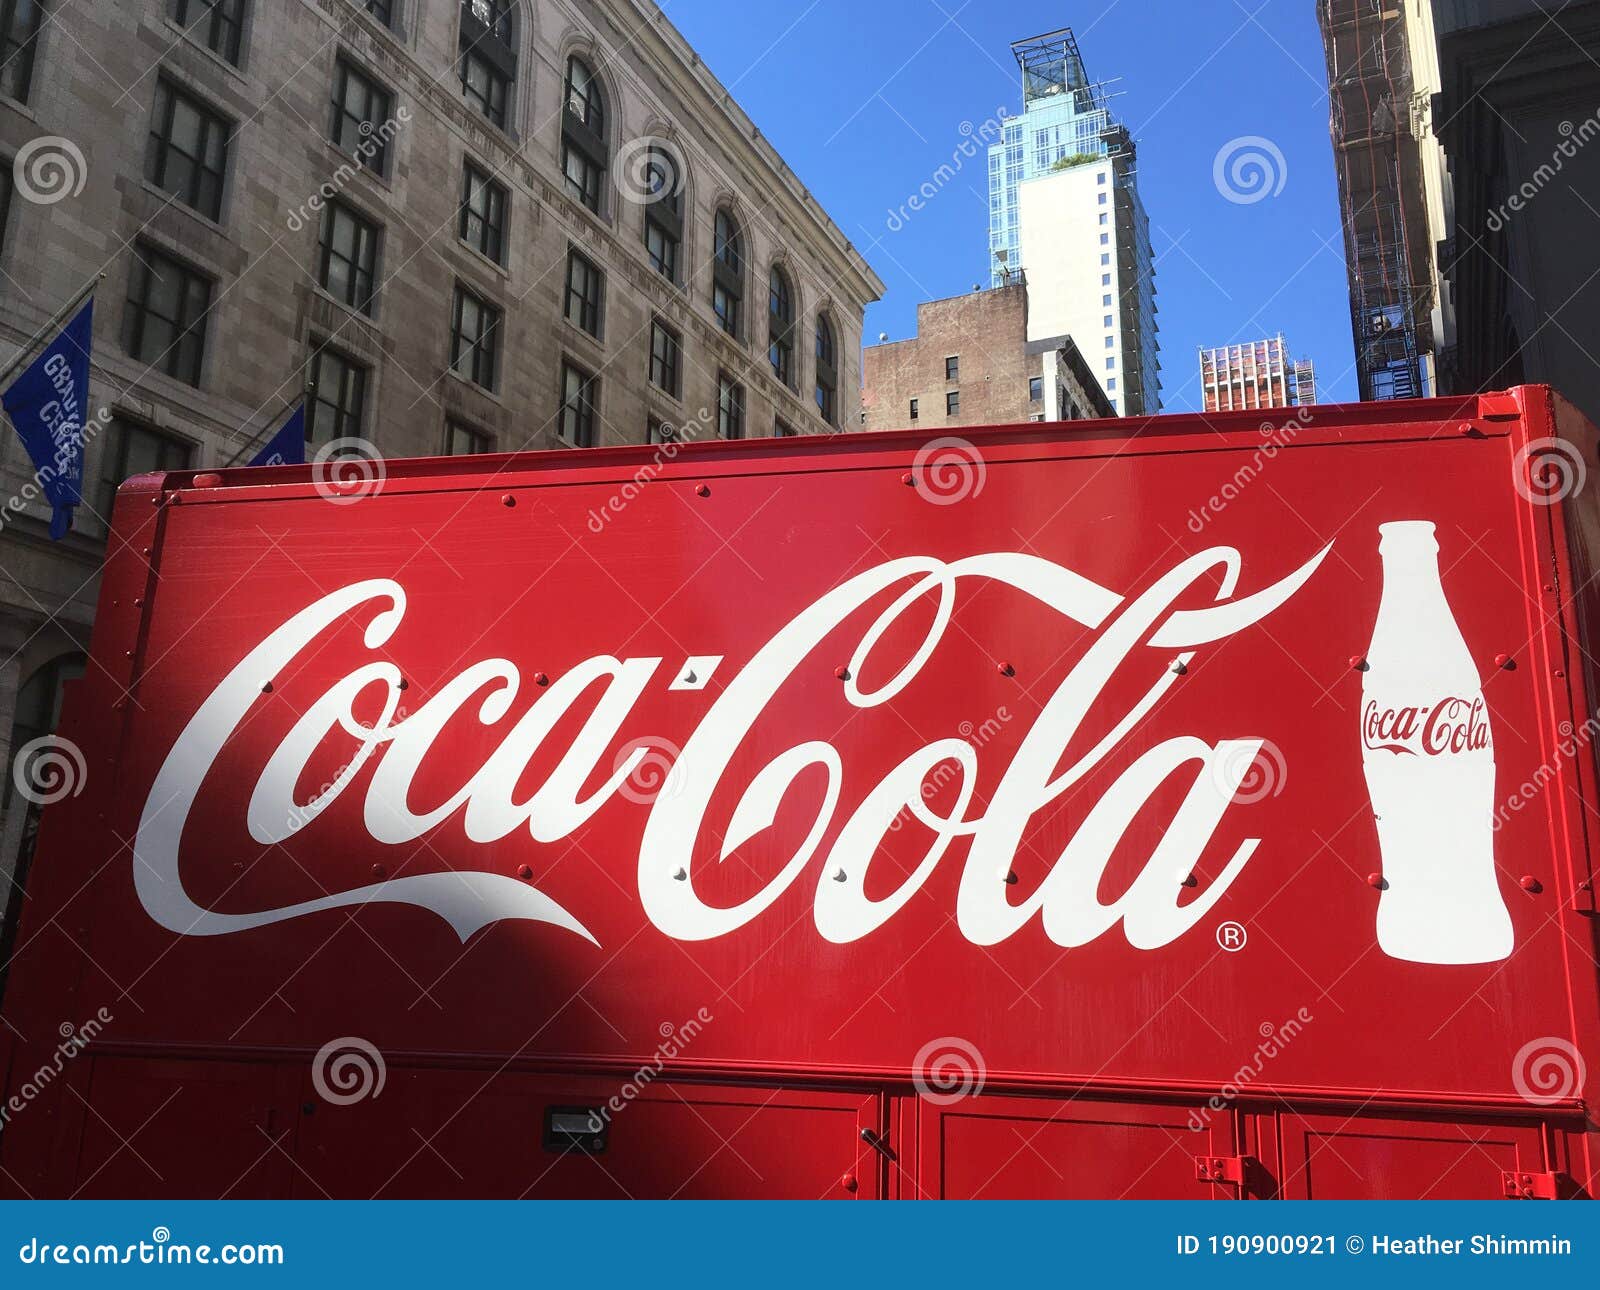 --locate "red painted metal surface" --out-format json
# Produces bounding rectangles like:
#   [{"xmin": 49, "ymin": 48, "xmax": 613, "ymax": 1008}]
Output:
[{"xmin": 2, "ymin": 386, "xmax": 1597, "ymax": 1198}]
